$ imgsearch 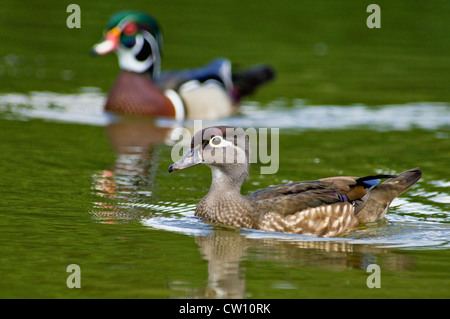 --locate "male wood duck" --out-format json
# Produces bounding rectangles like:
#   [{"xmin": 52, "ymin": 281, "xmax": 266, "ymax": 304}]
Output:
[
  {"xmin": 92, "ymin": 11, "xmax": 275, "ymax": 120},
  {"xmin": 168, "ymin": 126, "xmax": 422, "ymax": 237}
]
